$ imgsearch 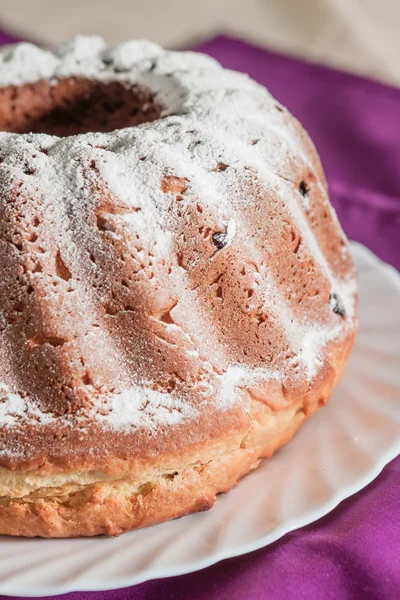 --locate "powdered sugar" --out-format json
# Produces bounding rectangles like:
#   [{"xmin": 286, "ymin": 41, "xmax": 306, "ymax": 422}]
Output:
[
  {"xmin": 0, "ymin": 384, "xmax": 54, "ymax": 426},
  {"xmin": 91, "ymin": 385, "xmax": 198, "ymax": 430},
  {"xmin": 0, "ymin": 43, "xmax": 58, "ymax": 86},
  {"xmin": 0, "ymin": 36, "xmax": 357, "ymax": 438},
  {"xmin": 298, "ymin": 325, "xmax": 340, "ymax": 378},
  {"xmin": 0, "ymin": 381, "xmax": 197, "ymax": 431},
  {"xmin": 217, "ymin": 364, "xmax": 282, "ymax": 410}
]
